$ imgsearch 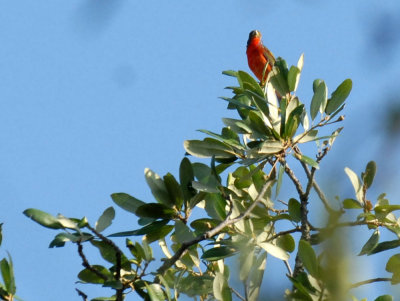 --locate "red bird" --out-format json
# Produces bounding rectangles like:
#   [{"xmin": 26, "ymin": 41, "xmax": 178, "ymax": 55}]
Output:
[{"xmin": 246, "ymin": 30, "xmax": 276, "ymax": 85}]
